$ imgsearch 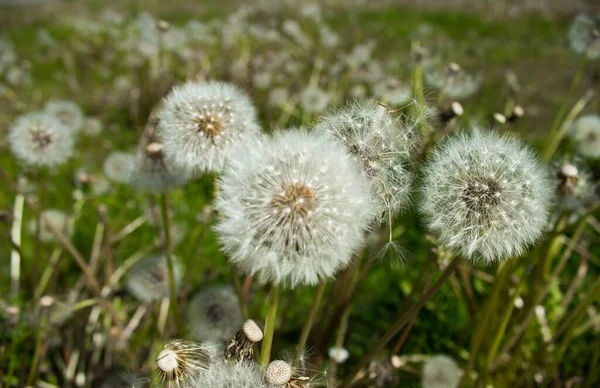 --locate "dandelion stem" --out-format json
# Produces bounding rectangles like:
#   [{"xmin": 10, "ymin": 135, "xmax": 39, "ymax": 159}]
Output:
[
  {"xmin": 261, "ymin": 284, "xmax": 280, "ymax": 367},
  {"xmin": 27, "ymin": 309, "xmax": 47, "ymax": 386},
  {"xmin": 295, "ymin": 279, "xmax": 327, "ymax": 363},
  {"xmin": 159, "ymin": 192, "xmax": 181, "ymax": 334},
  {"xmin": 339, "ymin": 257, "xmax": 460, "ymax": 388},
  {"xmin": 10, "ymin": 190, "xmax": 24, "ymax": 300},
  {"xmin": 34, "ymin": 170, "xmax": 43, "ymax": 296}
]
